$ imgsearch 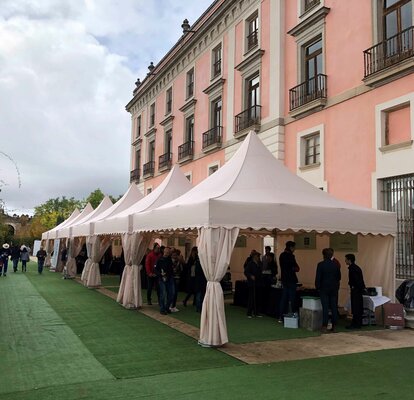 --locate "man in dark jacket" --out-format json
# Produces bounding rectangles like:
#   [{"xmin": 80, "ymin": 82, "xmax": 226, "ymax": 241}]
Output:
[
  {"xmin": 315, "ymin": 248, "xmax": 341, "ymax": 333},
  {"xmin": 244, "ymin": 251, "xmax": 262, "ymax": 318},
  {"xmin": 278, "ymin": 241, "xmax": 300, "ymax": 321},
  {"xmin": 10, "ymin": 245, "xmax": 20, "ymax": 272},
  {"xmin": 155, "ymin": 247, "xmax": 174, "ymax": 315},
  {"xmin": 36, "ymin": 246, "xmax": 47, "ymax": 274},
  {"xmin": 345, "ymin": 253, "xmax": 366, "ymax": 329},
  {"xmin": 145, "ymin": 243, "xmax": 161, "ymax": 305}
]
